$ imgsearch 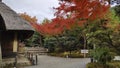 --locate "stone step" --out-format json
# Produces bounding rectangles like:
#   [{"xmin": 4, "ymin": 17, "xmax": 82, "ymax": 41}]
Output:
[{"xmin": 2, "ymin": 57, "xmax": 31, "ymax": 67}]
